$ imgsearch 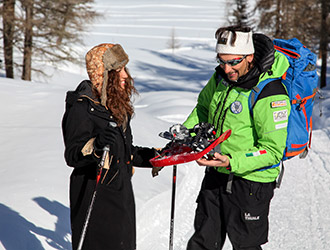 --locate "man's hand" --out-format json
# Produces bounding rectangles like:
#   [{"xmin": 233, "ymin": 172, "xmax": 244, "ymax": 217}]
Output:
[{"xmin": 196, "ymin": 152, "xmax": 230, "ymax": 167}]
